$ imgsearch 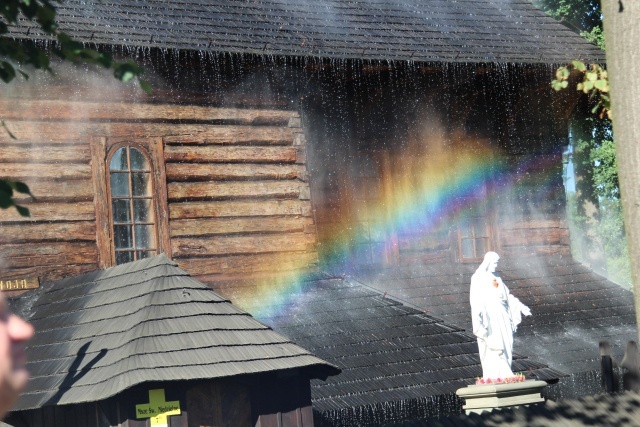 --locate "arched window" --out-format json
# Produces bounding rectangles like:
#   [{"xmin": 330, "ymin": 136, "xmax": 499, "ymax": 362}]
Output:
[
  {"xmin": 108, "ymin": 145, "xmax": 158, "ymax": 265},
  {"xmin": 91, "ymin": 137, "xmax": 169, "ymax": 268}
]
